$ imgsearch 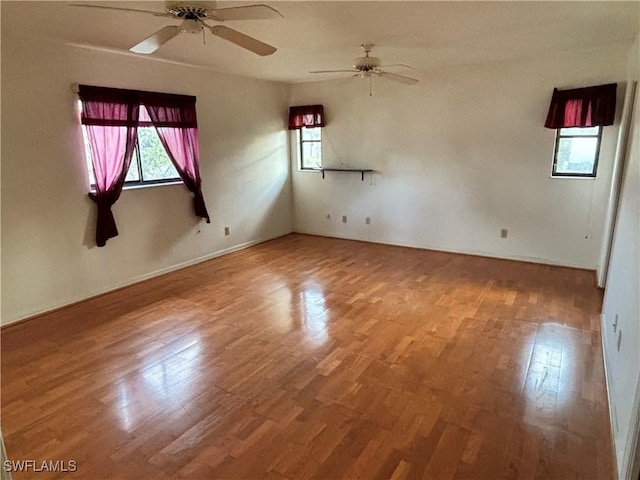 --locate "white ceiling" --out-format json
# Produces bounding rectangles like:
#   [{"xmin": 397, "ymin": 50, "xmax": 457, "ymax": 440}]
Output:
[{"xmin": 3, "ymin": 1, "xmax": 639, "ymax": 84}]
